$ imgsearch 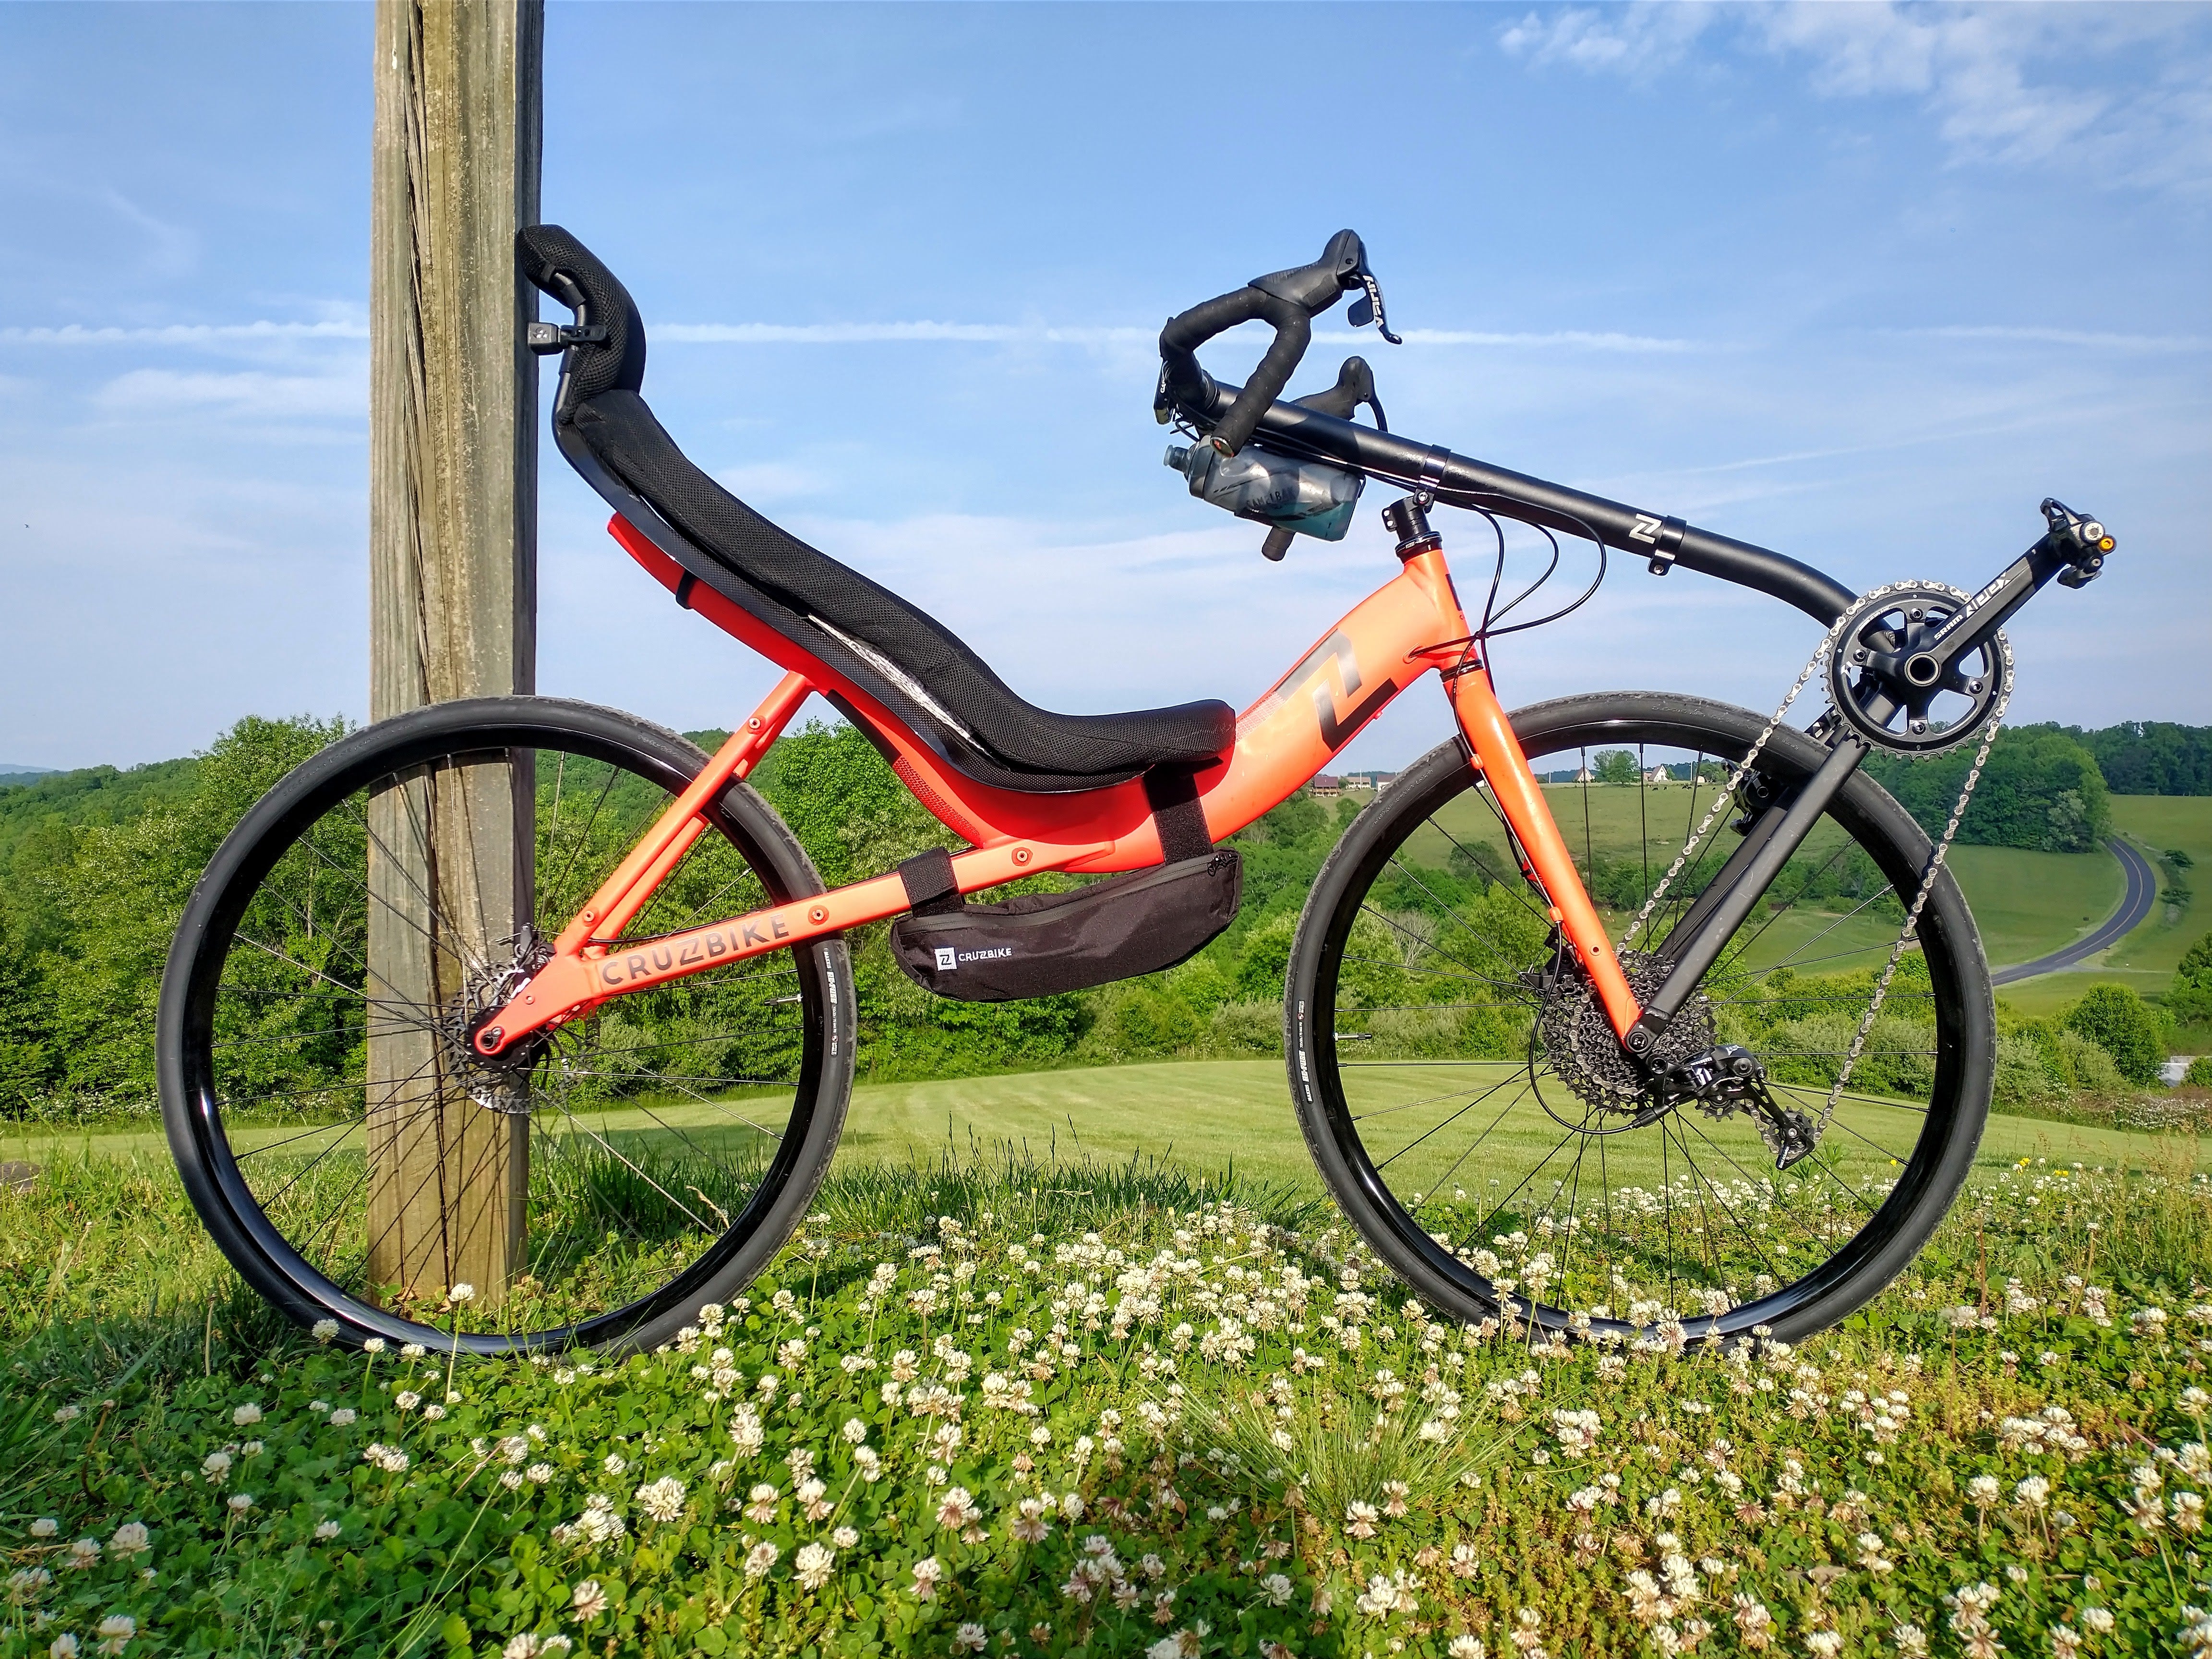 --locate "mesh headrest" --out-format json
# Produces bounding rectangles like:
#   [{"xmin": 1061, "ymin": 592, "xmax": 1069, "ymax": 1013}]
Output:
[{"xmin": 517, "ymin": 224, "xmax": 647, "ymax": 419}]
